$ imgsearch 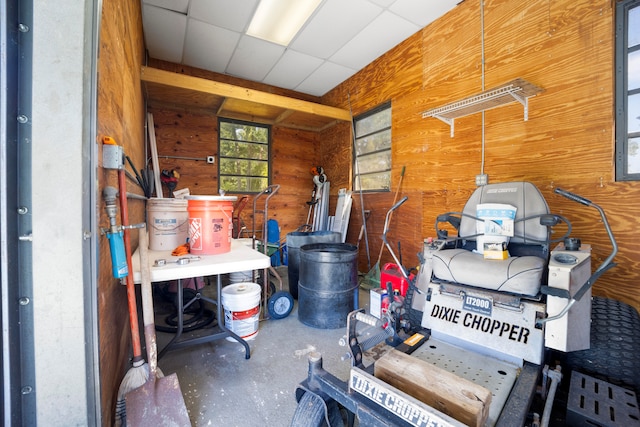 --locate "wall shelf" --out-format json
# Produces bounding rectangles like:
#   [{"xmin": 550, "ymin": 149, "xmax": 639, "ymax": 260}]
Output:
[{"xmin": 422, "ymin": 78, "xmax": 543, "ymax": 137}]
